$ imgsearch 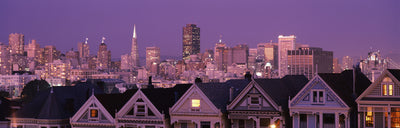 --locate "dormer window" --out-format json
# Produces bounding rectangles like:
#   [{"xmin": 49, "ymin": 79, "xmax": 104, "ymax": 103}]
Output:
[
  {"xmin": 312, "ymin": 90, "xmax": 324, "ymax": 104},
  {"xmin": 382, "ymin": 77, "xmax": 394, "ymax": 96},
  {"xmin": 191, "ymin": 99, "xmax": 200, "ymax": 111}
]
